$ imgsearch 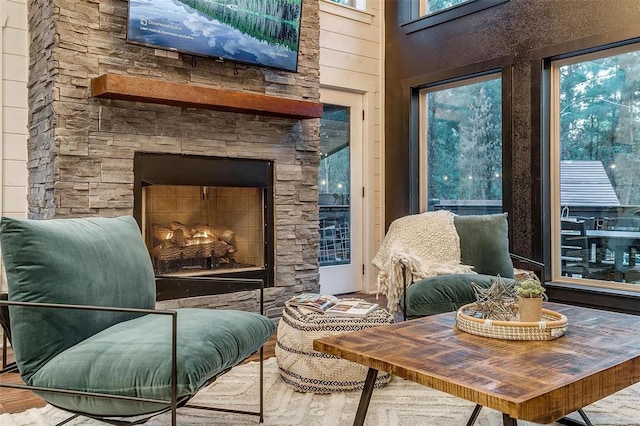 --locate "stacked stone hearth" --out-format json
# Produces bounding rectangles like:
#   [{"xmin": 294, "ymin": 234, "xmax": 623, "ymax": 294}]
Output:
[{"xmin": 27, "ymin": 0, "xmax": 321, "ymax": 318}]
